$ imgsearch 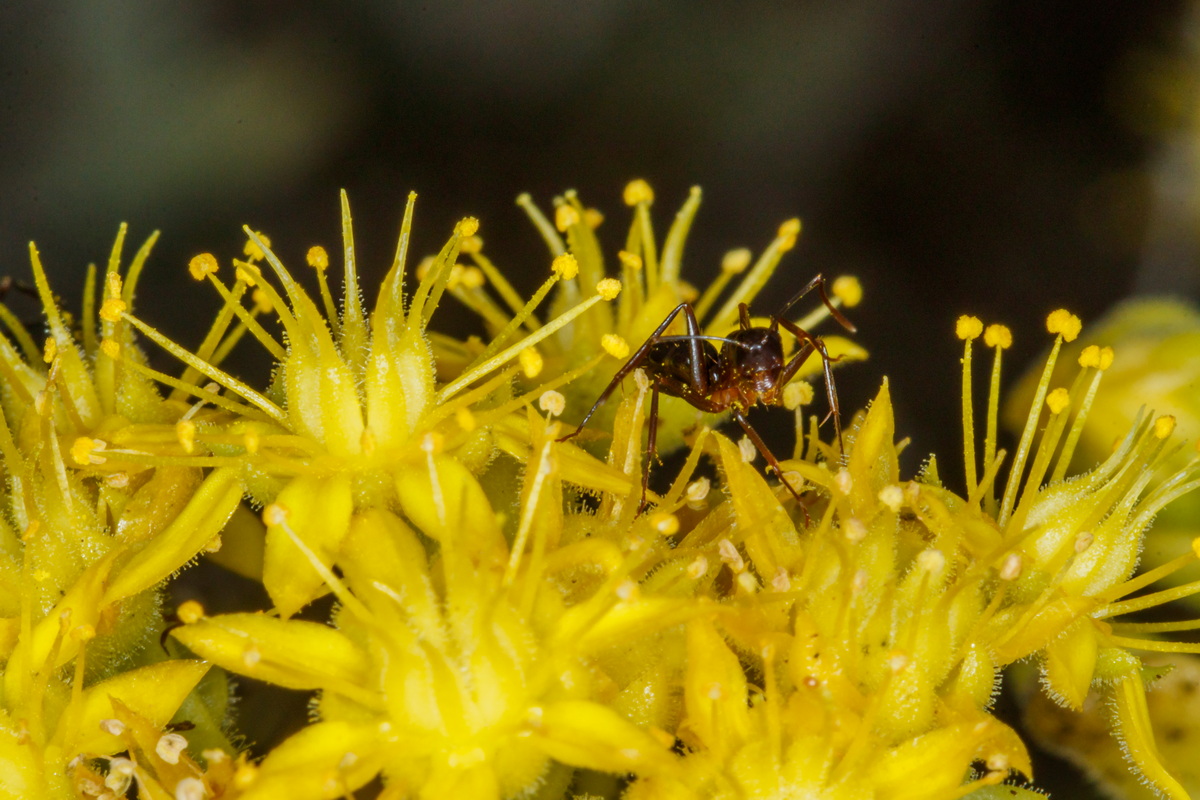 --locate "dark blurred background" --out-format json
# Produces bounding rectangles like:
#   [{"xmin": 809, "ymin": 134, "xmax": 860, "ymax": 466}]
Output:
[
  {"xmin": 4, "ymin": 1, "xmax": 1200, "ymax": 476},
  {"xmin": 5, "ymin": 3, "xmax": 1200, "ymax": 792}
]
